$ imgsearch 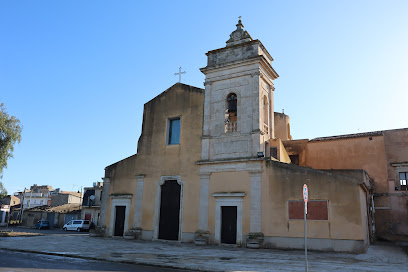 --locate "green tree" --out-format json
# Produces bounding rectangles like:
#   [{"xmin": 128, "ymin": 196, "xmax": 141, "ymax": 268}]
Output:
[
  {"xmin": 0, "ymin": 102, "xmax": 22, "ymax": 178},
  {"xmin": 0, "ymin": 181, "xmax": 7, "ymax": 198}
]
